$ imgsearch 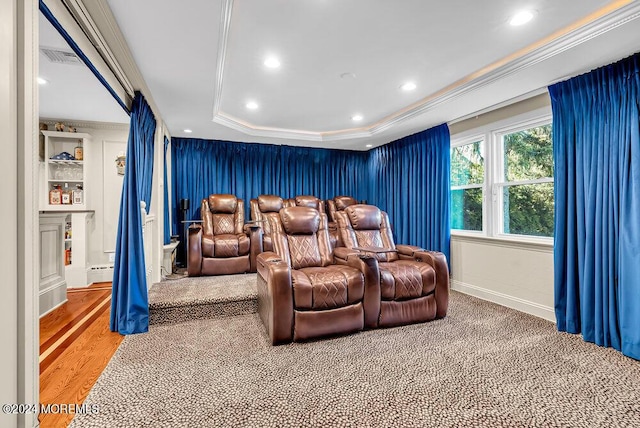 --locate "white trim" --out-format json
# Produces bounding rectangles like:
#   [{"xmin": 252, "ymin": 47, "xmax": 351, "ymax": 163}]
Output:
[
  {"xmin": 451, "ymin": 183, "xmax": 484, "ymax": 191},
  {"xmin": 38, "ymin": 298, "xmax": 67, "ymax": 319},
  {"xmin": 210, "ymin": 2, "xmax": 640, "ymax": 141},
  {"xmin": 498, "ymin": 177, "xmax": 554, "ymax": 187},
  {"xmin": 450, "ymin": 233, "xmax": 553, "ymax": 253},
  {"xmin": 212, "ymin": 0, "xmax": 234, "ymax": 116},
  {"xmin": 40, "ymin": 118, "xmax": 129, "ymax": 131},
  {"xmin": 452, "ymin": 280, "xmax": 556, "ymax": 323}
]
